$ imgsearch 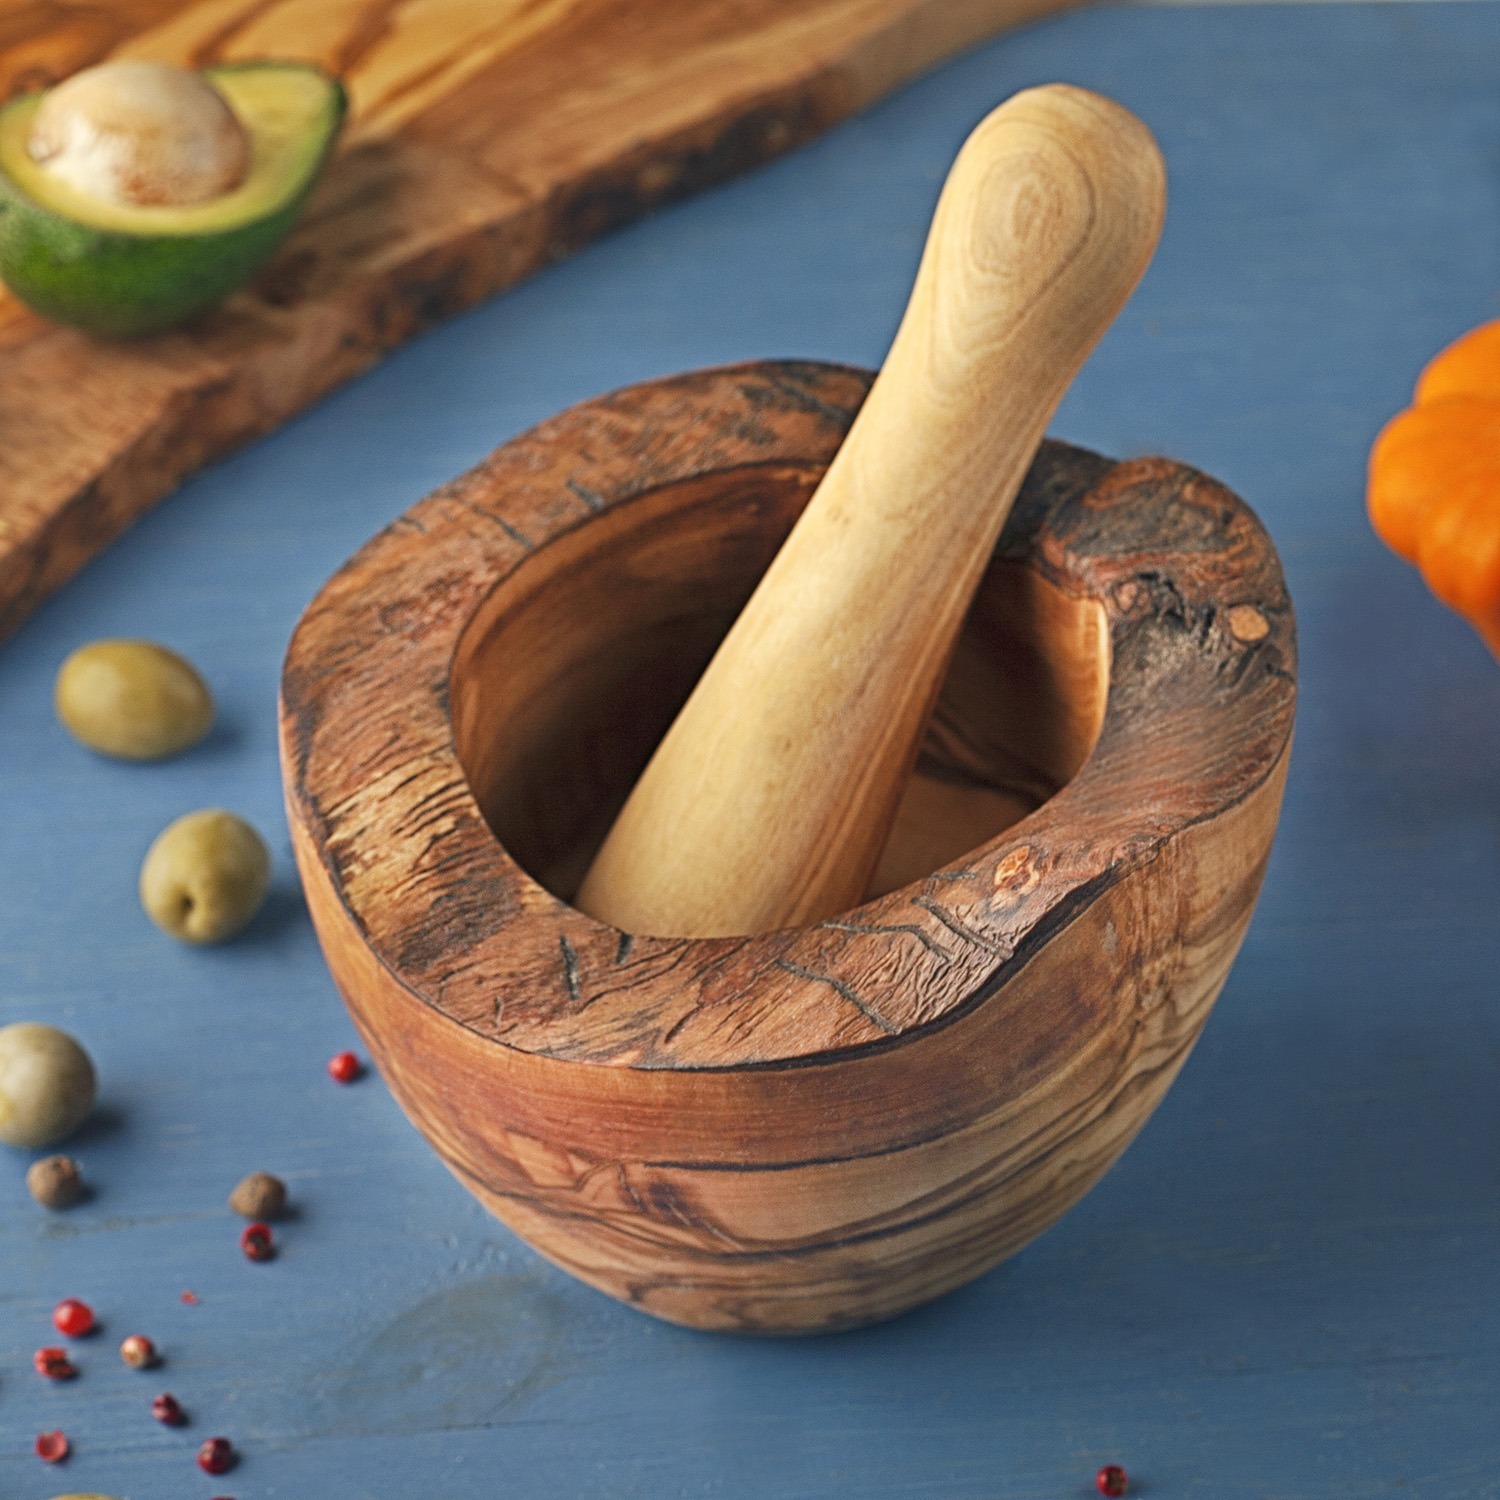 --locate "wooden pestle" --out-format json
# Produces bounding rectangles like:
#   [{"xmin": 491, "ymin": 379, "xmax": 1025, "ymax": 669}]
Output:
[{"xmin": 575, "ymin": 85, "xmax": 1166, "ymax": 939}]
